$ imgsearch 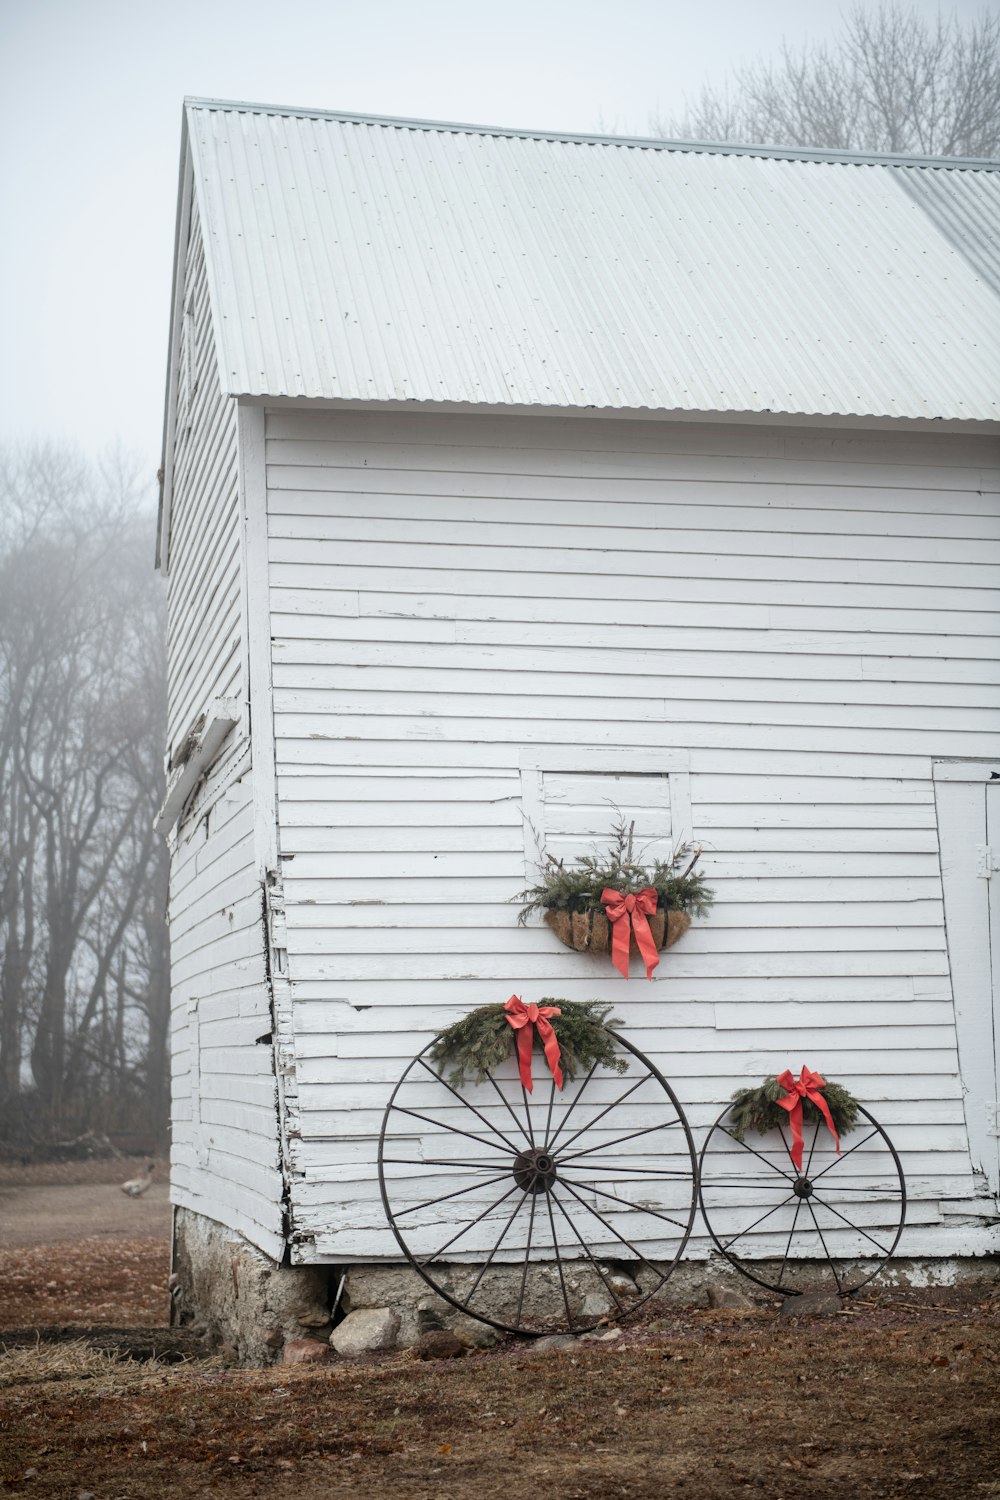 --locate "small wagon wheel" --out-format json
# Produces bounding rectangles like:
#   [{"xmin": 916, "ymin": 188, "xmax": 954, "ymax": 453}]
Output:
[
  {"xmin": 698, "ymin": 1103, "xmax": 906, "ymax": 1297},
  {"xmin": 378, "ymin": 1028, "xmax": 698, "ymax": 1336}
]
